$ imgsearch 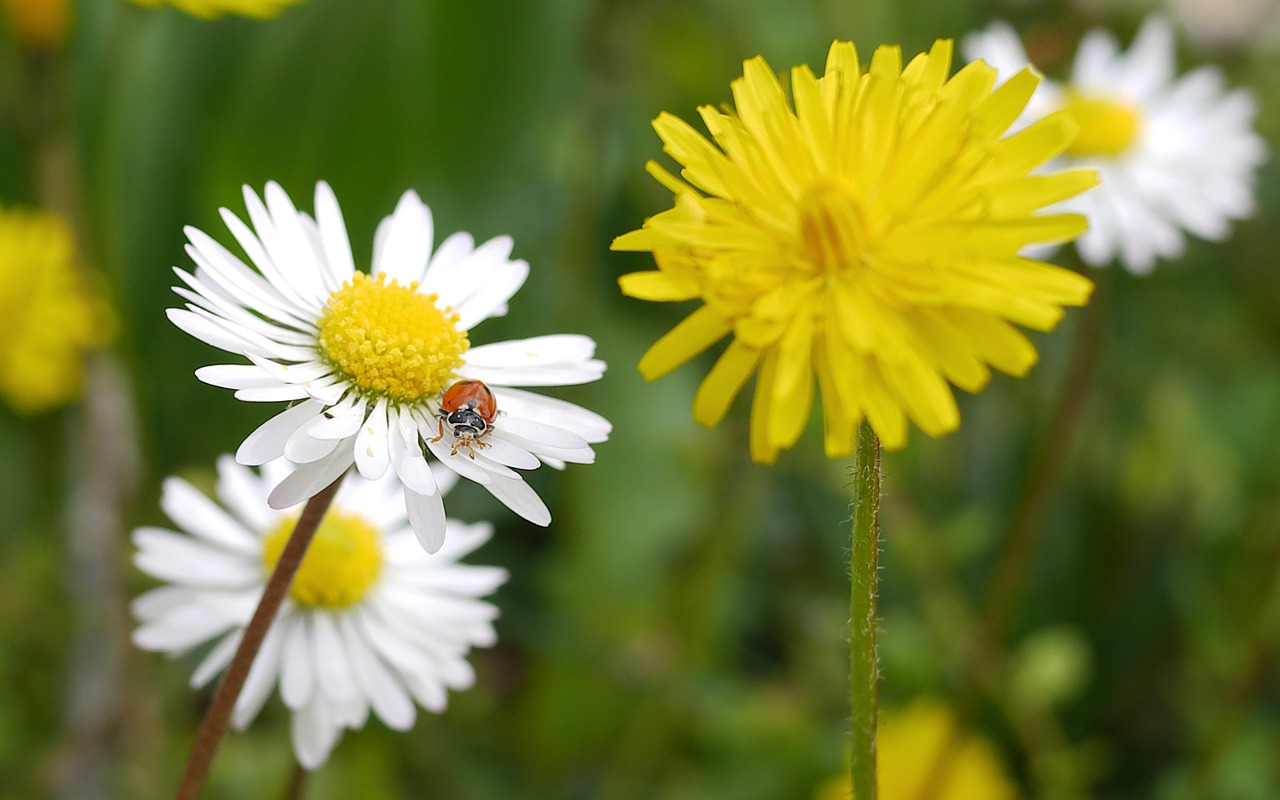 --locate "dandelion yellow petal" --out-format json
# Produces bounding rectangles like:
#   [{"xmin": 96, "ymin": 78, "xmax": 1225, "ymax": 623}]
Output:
[
  {"xmin": 618, "ymin": 271, "xmax": 700, "ymax": 302},
  {"xmin": 970, "ymin": 68, "xmax": 1041, "ymax": 140},
  {"xmin": 749, "ymin": 348, "xmax": 781, "ymax": 463},
  {"xmin": 815, "ymin": 338, "xmax": 859, "ymax": 458},
  {"xmin": 637, "ymin": 305, "xmax": 731, "ymax": 380},
  {"xmin": 884, "ymin": 357, "xmax": 960, "ymax": 437},
  {"xmin": 693, "ymin": 340, "xmax": 761, "ymax": 427},
  {"xmin": 767, "ymin": 312, "xmax": 816, "ymax": 449},
  {"xmin": 980, "ymin": 169, "xmax": 1099, "ymax": 217},
  {"xmin": 985, "ymin": 110, "xmax": 1081, "ymax": 180},
  {"xmin": 911, "ymin": 309, "xmax": 992, "ymax": 393},
  {"xmin": 900, "ymin": 39, "xmax": 952, "ymax": 92},
  {"xmin": 946, "ymin": 310, "xmax": 1038, "ymax": 376},
  {"xmin": 644, "ymin": 161, "xmax": 691, "ymax": 196},
  {"xmin": 653, "ymin": 112, "xmax": 732, "ymax": 197},
  {"xmin": 862, "ymin": 362, "xmax": 908, "ymax": 450}
]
